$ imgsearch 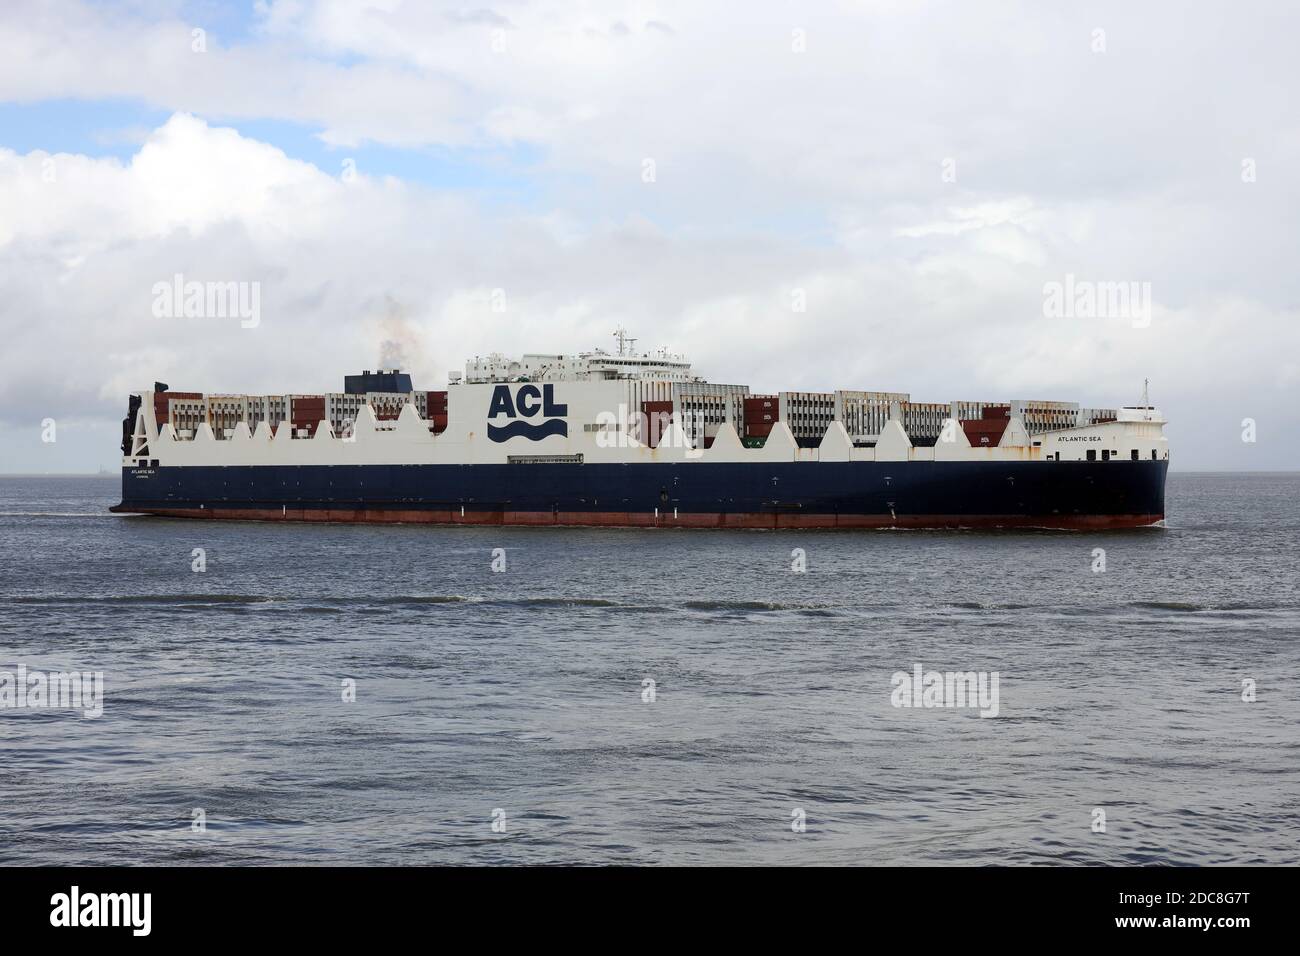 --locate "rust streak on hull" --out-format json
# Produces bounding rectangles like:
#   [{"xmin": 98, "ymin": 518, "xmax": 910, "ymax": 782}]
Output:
[{"xmin": 109, "ymin": 505, "xmax": 1165, "ymax": 530}]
